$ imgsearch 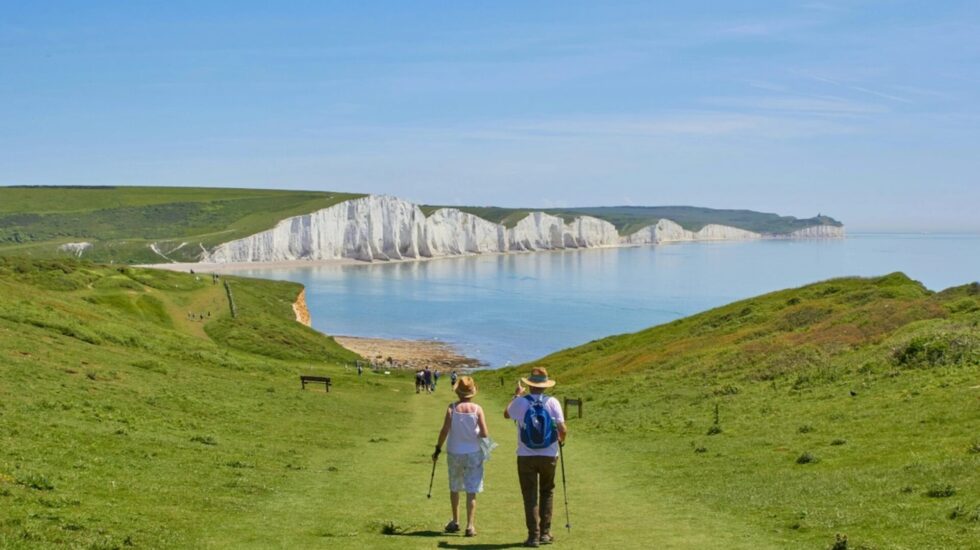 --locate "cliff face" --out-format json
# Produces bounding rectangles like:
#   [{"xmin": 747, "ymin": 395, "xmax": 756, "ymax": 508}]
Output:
[
  {"xmin": 205, "ymin": 195, "xmax": 842, "ymax": 264},
  {"xmin": 779, "ymin": 225, "xmax": 846, "ymax": 239},
  {"xmin": 623, "ymin": 219, "xmax": 761, "ymax": 244}
]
